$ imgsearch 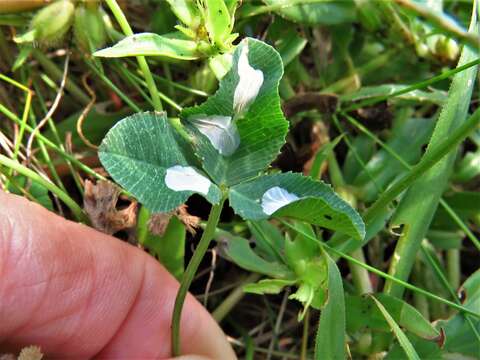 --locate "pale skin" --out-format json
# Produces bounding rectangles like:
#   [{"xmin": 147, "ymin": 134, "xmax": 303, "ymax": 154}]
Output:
[{"xmin": 0, "ymin": 191, "xmax": 236, "ymax": 360}]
